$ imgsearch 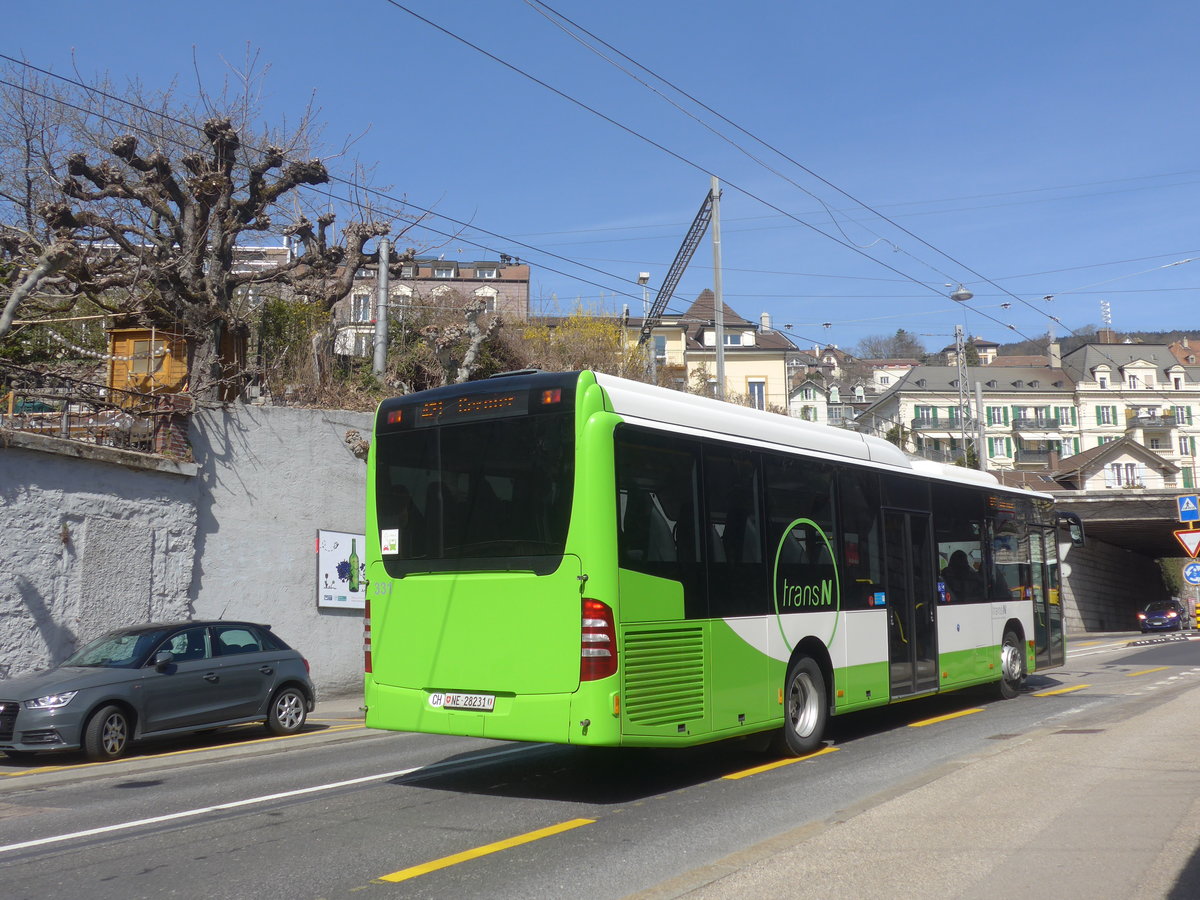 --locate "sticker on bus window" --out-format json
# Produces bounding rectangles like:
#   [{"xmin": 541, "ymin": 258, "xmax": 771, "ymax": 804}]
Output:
[
  {"xmin": 870, "ymin": 592, "xmax": 887, "ymax": 607},
  {"xmin": 381, "ymin": 529, "xmax": 399, "ymax": 555}
]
